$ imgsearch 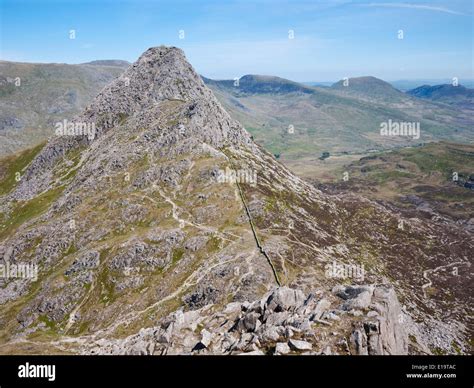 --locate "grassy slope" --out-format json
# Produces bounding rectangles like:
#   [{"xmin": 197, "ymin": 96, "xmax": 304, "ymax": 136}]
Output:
[{"xmin": 0, "ymin": 142, "xmax": 45, "ymax": 195}]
